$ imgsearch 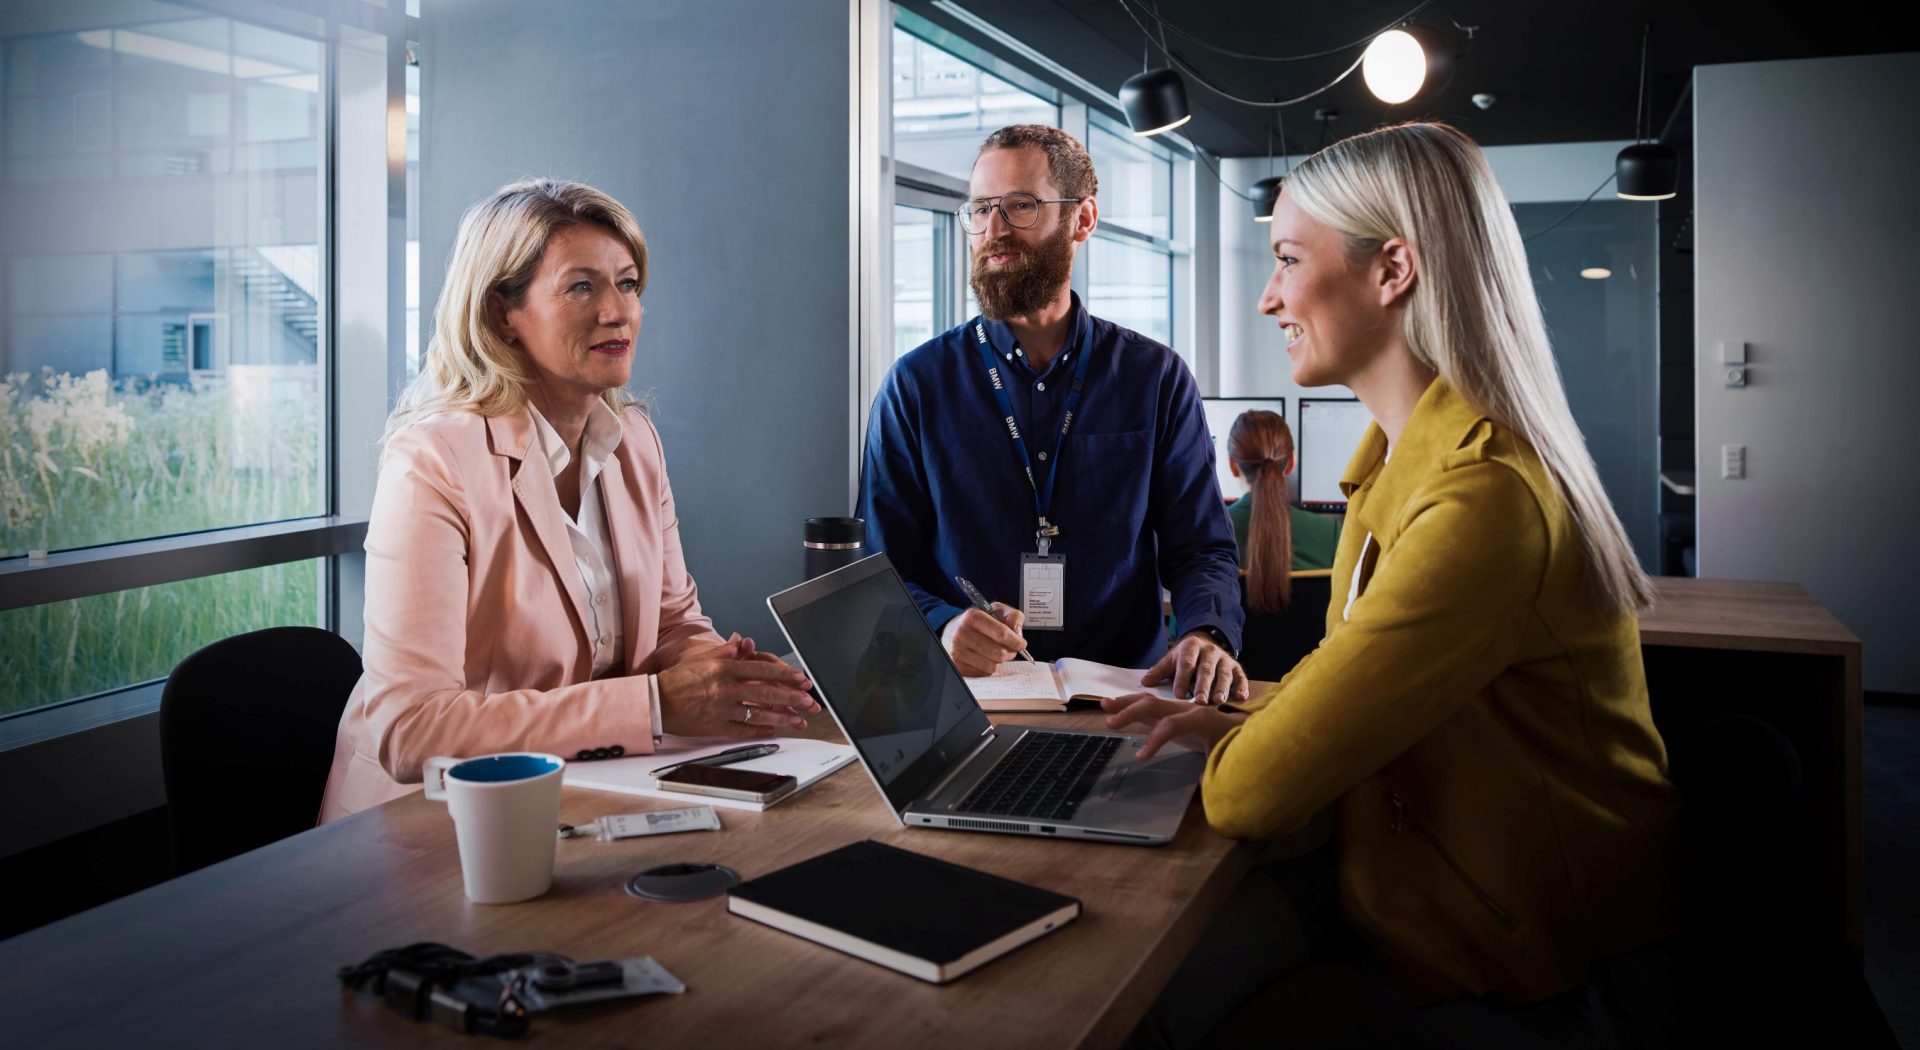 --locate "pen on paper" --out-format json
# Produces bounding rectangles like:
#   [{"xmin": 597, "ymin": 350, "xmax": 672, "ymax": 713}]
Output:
[{"xmin": 953, "ymin": 575, "xmax": 1037, "ymax": 663}]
